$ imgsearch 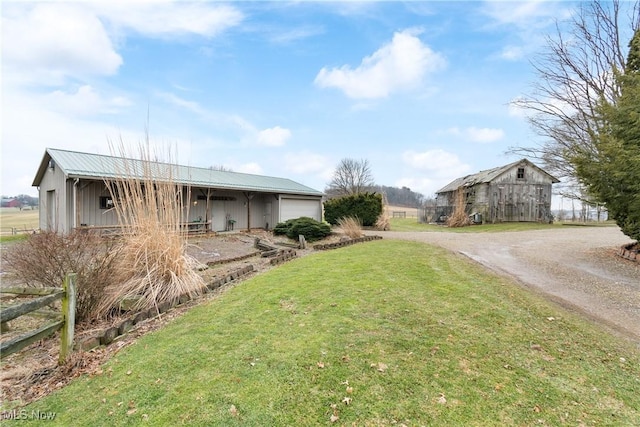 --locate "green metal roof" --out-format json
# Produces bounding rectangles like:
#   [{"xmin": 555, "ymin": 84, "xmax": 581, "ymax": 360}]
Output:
[
  {"xmin": 436, "ymin": 159, "xmax": 560, "ymax": 194},
  {"xmin": 33, "ymin": 148, "xmax": 324, "ymax": 196}
]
